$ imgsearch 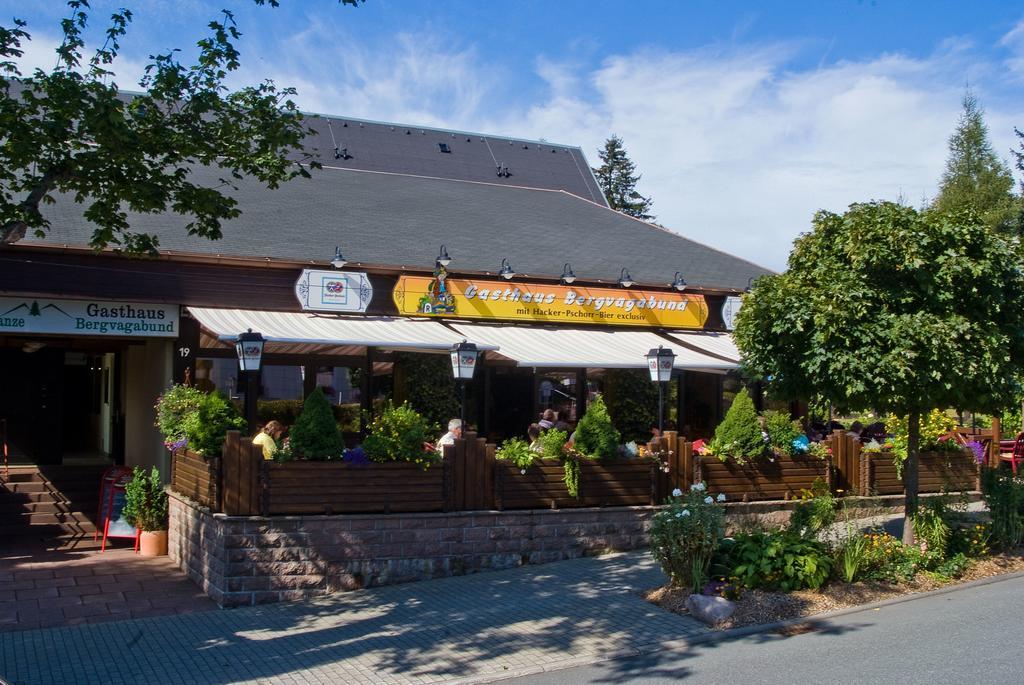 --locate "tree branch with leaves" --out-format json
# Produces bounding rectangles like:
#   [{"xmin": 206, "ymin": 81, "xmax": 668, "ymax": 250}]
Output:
[{"xmin": 0, "ymin": 0, "xmax": 362, "ymax": 253}]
